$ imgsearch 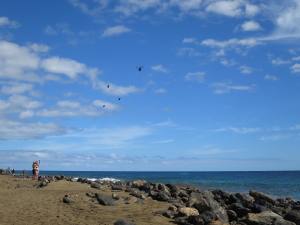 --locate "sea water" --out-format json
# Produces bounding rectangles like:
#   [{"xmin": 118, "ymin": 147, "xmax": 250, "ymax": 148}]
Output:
[{"xmin": 38, "ymin": 171, "xmax": 300, "ymax": 200}]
